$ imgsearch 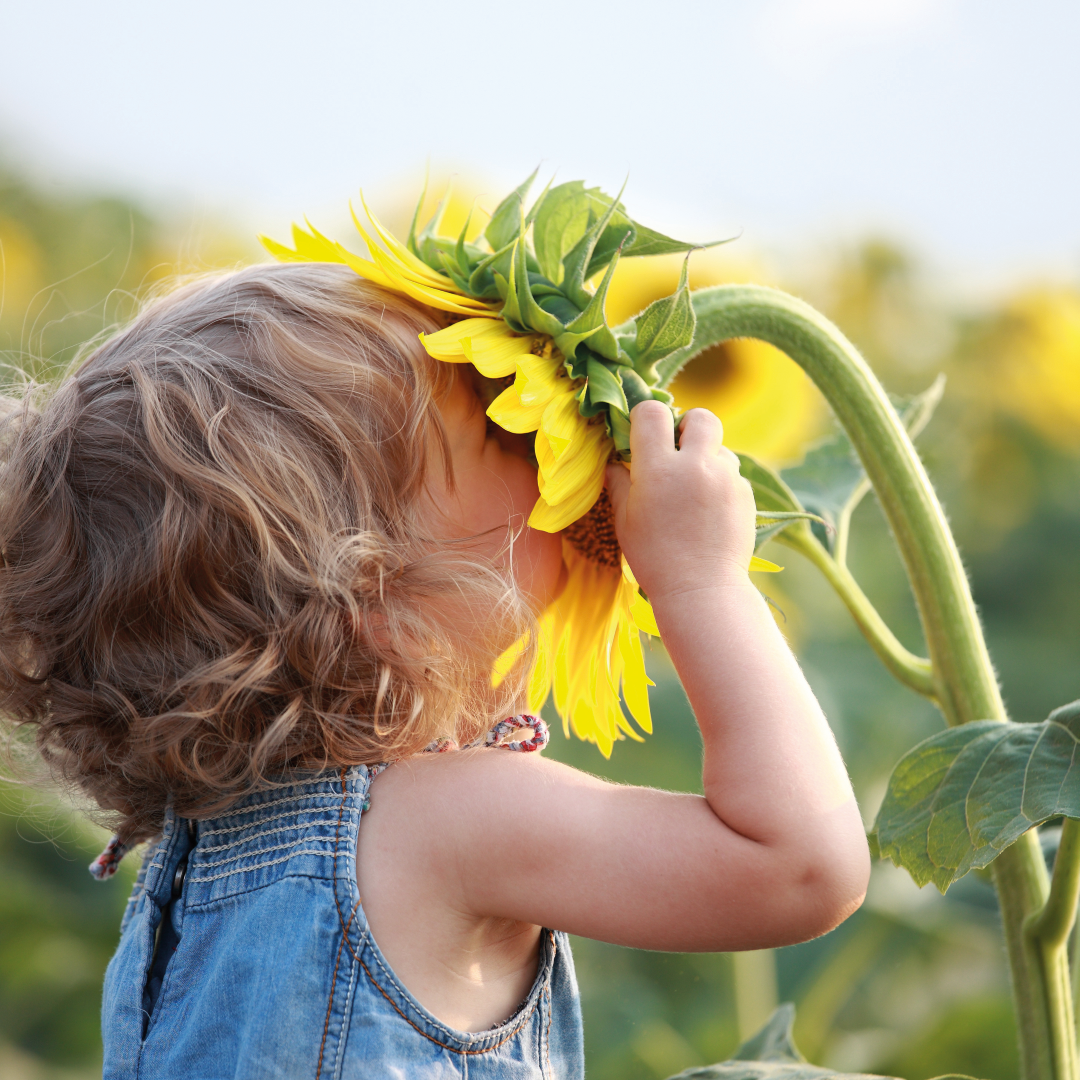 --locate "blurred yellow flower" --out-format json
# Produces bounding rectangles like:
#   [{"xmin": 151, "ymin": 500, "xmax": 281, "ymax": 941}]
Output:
[
  {"xmin": 981, "ymin": 289, "xmax": 1080, "ymax": 453},
  {"xmin": 605, "ymin": 252, "xmax": 825, "ymax": 465},
  {"xmin": 0, "ymin": 217, "xmax": 45, "ymax": 323}
]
